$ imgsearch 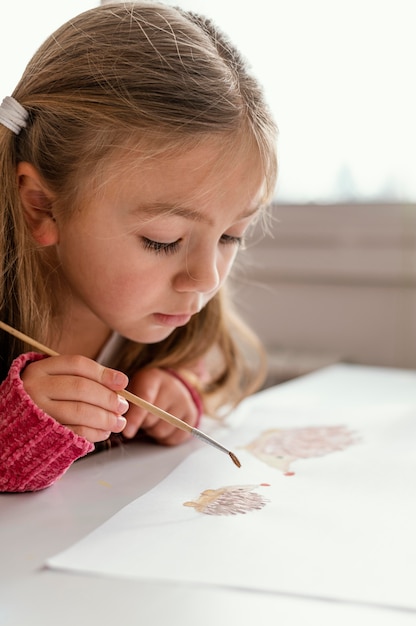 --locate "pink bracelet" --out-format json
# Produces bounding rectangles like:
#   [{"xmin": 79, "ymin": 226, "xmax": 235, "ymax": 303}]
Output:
[{"xmin": 165, "ymin": 368, "xmax": 204, "ymax": 425}]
